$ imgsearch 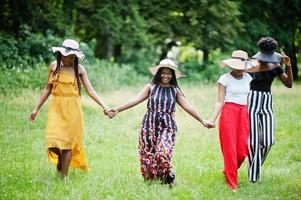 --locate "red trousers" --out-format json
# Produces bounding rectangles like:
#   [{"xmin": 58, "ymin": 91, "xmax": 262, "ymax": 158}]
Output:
[{"xmin": 219, "ymin": 102, "xmax": 250, "ymax": 189}]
